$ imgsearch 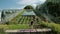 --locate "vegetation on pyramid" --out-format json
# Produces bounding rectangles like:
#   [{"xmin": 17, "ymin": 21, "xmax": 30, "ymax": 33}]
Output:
[{"xmin": 24, "ymin": 5, "xmax": 34, "ymax": 9}]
